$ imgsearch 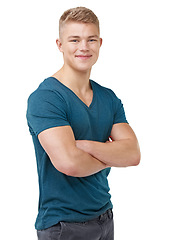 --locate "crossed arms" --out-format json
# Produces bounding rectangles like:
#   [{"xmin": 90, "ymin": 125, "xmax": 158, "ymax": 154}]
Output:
[{"xmin": 38, "ymin": 123, "xmax": 141, "ymax": 177}]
